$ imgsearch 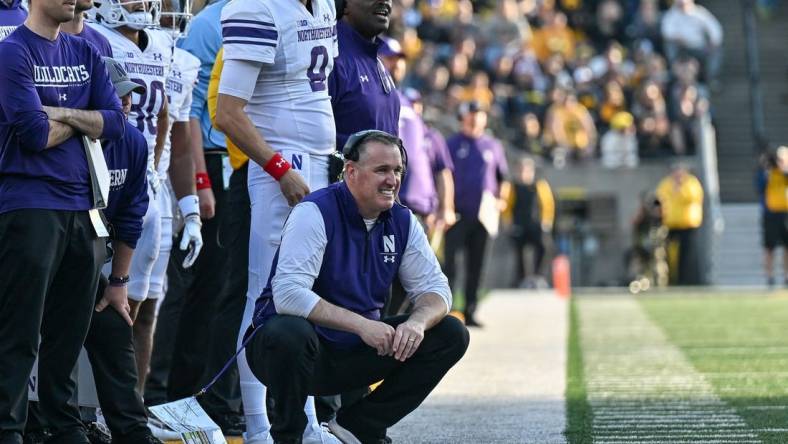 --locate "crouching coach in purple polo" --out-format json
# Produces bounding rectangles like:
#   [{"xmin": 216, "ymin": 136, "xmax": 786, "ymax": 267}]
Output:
[{"xmin": 244, "ymin": 130, "xmax": 469, "ymax": 444}]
